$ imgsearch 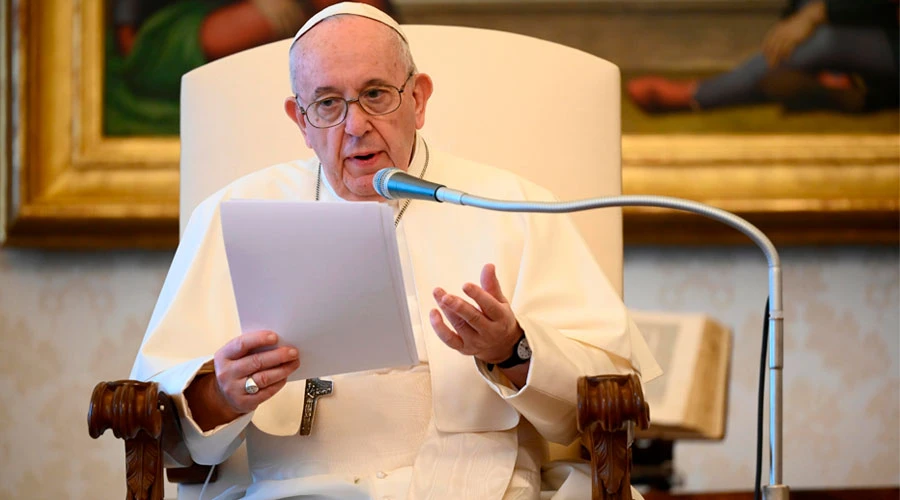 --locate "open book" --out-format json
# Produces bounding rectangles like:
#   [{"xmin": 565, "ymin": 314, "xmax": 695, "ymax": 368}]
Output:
[{"xmin": 631, "ymin": 310, "xmax": 732, "ymax": 440}]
